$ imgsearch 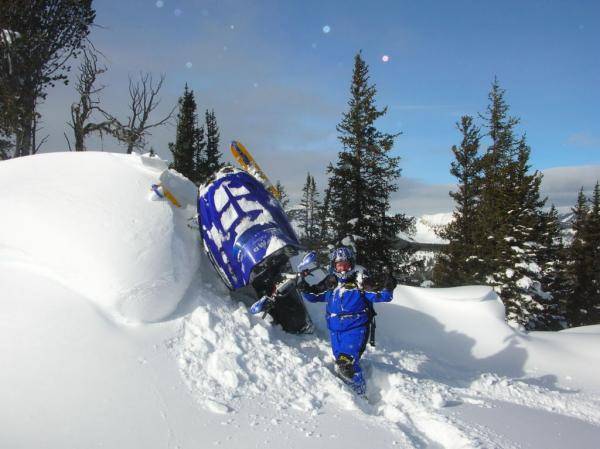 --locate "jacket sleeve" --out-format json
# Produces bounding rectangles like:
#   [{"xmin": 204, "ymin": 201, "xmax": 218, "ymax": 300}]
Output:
[
  {"xmin": 301, "ymin": 291, "xmax": 328, "ymax": 303},
  {"xmin": 363, "ymin": 289, "xmax": 393, "ymax": 303}
]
